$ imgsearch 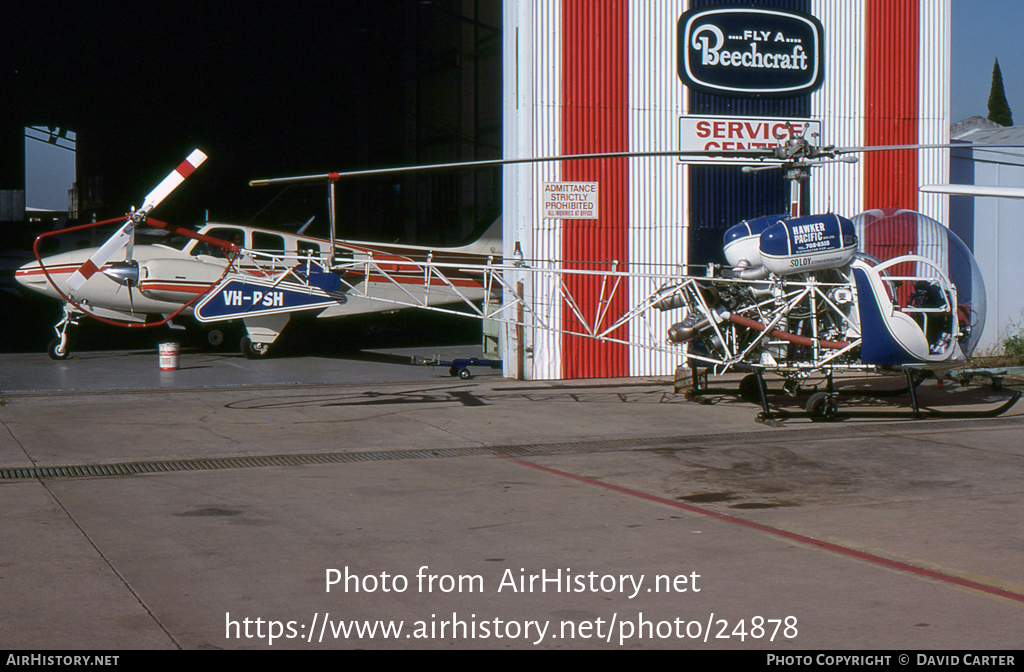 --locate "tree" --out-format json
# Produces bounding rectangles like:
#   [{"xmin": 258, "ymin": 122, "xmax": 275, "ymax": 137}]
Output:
[{"xmin": 988, "ymin": 58, "xmax": 1014, "ymax": 127}]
